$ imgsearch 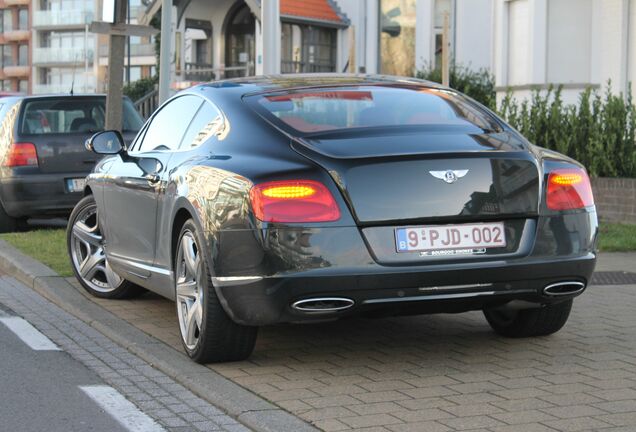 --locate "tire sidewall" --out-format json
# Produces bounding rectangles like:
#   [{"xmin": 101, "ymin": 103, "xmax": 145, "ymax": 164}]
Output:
[{"xmin": 176, "ymin": 219, "xmax": 211, "ymax": 359}]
